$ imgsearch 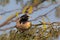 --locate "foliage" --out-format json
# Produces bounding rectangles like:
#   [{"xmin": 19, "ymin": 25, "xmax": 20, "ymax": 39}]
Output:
[
  {"xmin": 0, "ymin": 25, "xmax": 60, "ymax": 40},
  {"xmin": 22, "ymin": 5, "xmax": 33, "ymax": 14}
]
